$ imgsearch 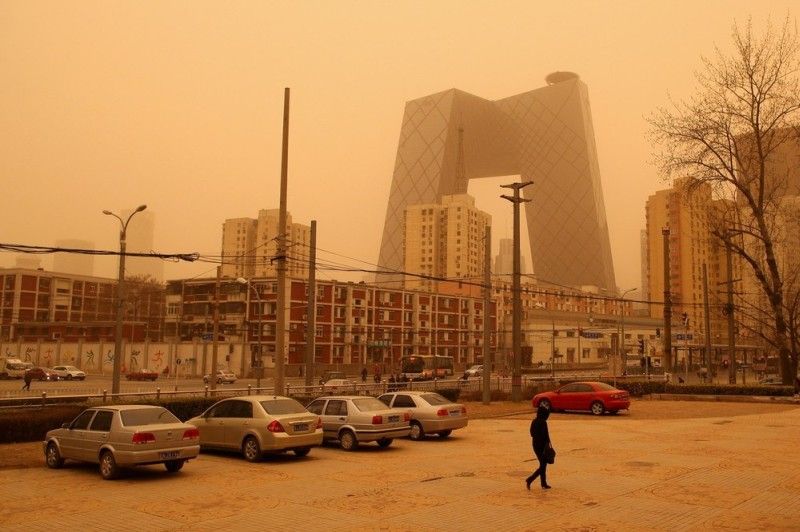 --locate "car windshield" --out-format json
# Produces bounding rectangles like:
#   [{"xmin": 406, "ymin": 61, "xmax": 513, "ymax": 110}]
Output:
[
  {"xmin": 419, "ymin": 393, "xmax": 451, "ymax": 406},
  {"xmin": 352, "ymin": 398, "xmax": 389, "ymax": 412},
  {"xmin": 593, "ymin": 382, "xmax": 617, "ymax": 391},
  {"xmin": 260, "ymin": 398, "xmax": 307, "ymax": 415},
  {"xmin": 120, "ymin": 407, "xmax": 180, "ymax": 426},
  {"xmin": 64, "ymin": 366, "xmax": 79, "ymax": 371}
]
